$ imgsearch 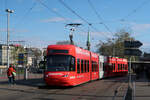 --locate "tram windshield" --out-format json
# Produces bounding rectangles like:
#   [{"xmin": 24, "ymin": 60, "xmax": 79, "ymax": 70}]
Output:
[{"xmin": 46, "ymin": 55, "xmax": 75, "ymax": 71}]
